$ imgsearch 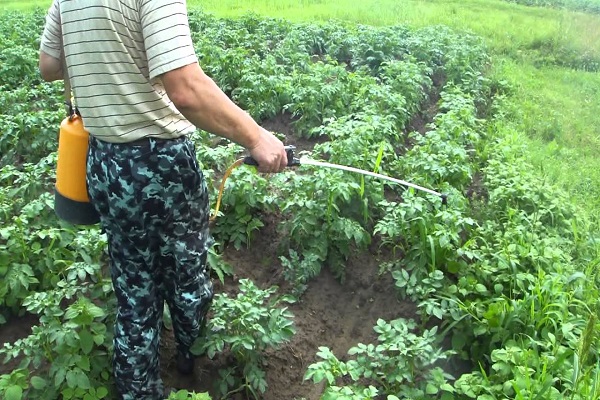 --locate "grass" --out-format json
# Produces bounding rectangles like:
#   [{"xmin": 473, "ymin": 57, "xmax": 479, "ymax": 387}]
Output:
[
  {"xmin": 3, "ymin": 0, "xmax": 600, "ymax": 217},
  {"xmin": 0, "ymin": 0, "xmax": 45, "ymax": 10},
  {"xmin": 493, "ymin": 59, "xmax": 600, "ymax": 216},
  {"xmin": 8, "ymin": 0, "xmax": 600, "ymax": 60},
  {"xmin": 187, "ymin": 0, "xmax": 600, "ymax": 62}
]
